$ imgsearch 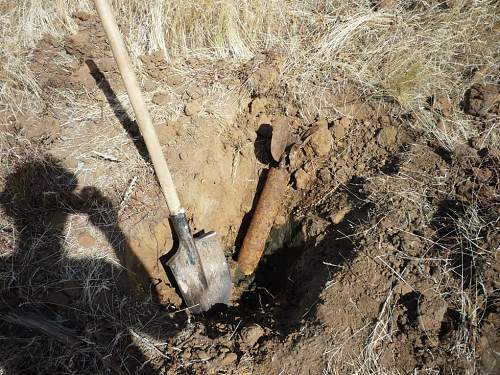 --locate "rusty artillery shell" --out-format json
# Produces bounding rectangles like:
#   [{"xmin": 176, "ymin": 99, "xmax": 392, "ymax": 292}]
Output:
[{"xmin": 238, "ymin": 166, "xmax": 289, "ymax": 275}]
